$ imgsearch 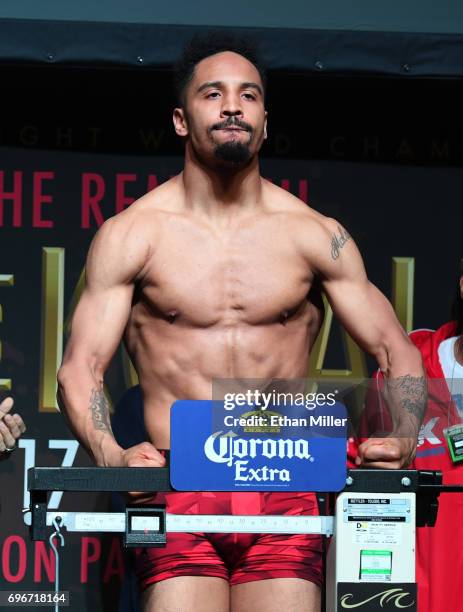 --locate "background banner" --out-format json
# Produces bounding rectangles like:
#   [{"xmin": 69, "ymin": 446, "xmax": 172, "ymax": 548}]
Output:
[{"xmin": 0, "ymin": 146, "xmax": 461, "ymax": 610}]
